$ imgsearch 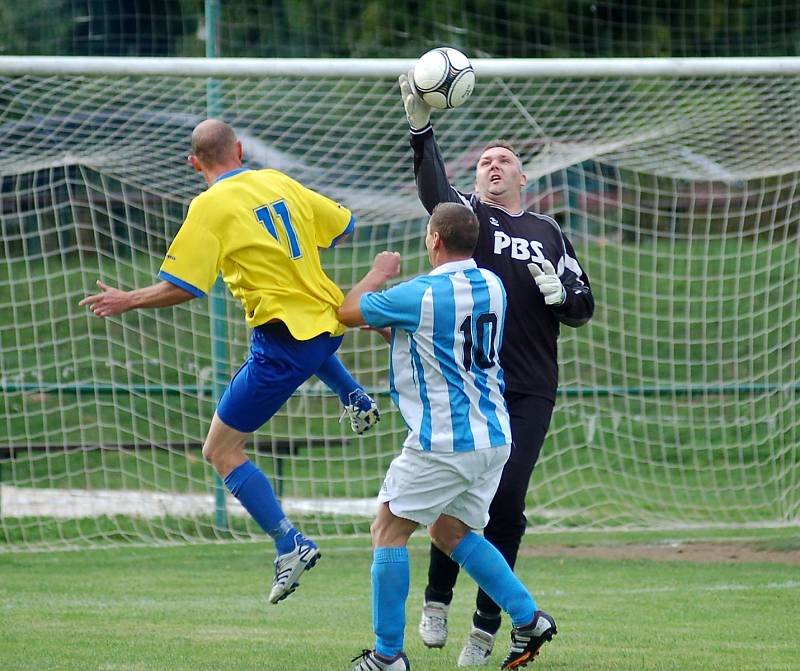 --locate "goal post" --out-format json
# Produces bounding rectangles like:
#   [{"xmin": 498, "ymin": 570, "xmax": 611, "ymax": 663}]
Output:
[{"xmin": 1, "ymin": 56, "xmax": 799, "ymax": 550}]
